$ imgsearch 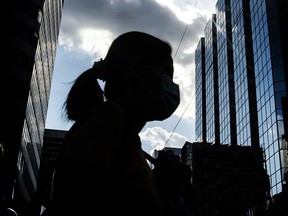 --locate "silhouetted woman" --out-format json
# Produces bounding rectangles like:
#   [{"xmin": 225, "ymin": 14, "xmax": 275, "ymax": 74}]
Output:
[{"xmin": 46, "ymin": 31, "xmax": 180, "ymax": 216}]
